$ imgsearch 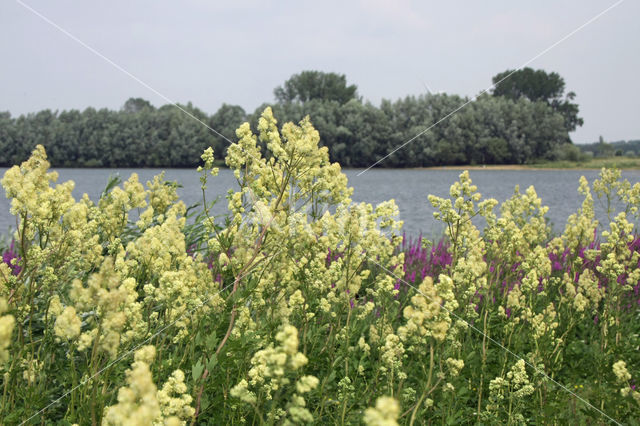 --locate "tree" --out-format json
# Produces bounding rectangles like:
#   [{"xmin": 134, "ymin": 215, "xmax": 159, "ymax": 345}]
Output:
[
  {"xmin": 121, "ymin": 97, "xmax": 154, "ymax": 113},
  {"xmin": 491, "ymin": 67, "xmax": 583, "ymax": 135},
  {"xmin": 595, "ymin": 135, "xmax": 615, "ymax": 157},
  {"xmin": 274, "ymin": 71, "xmax": 358, "ymax": 105},
  {"xmin": 209, "ymin": 104, "xmax": 247, "ymax": 156}
]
